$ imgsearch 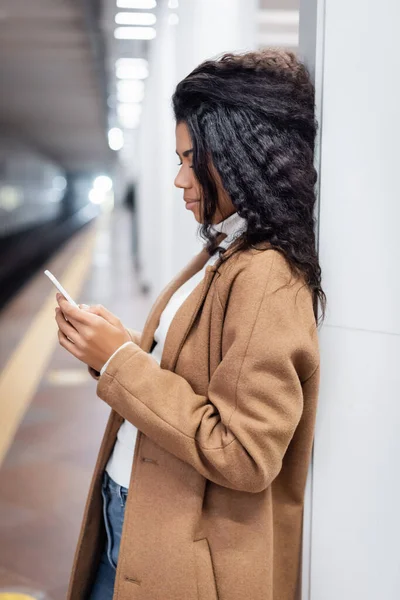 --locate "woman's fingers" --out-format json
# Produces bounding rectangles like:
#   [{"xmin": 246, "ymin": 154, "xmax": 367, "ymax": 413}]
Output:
[
  {"xmin": 84, "ymin": 304, "xmax": 121, "ymax": 326},
  {"xmin": 57, "ymin": 295, "xmax": 122, "ymax": 330},
  {"xmin": 57, "ymin": 296, "xmax": 94, "ymax": 326},
  {"xmin": 58, "ymin": 329, "xmax": 83, "ymax": 360},
  {"xmin": 55, "ymin": 308, "xmax": 80, "ymax": 344}
]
